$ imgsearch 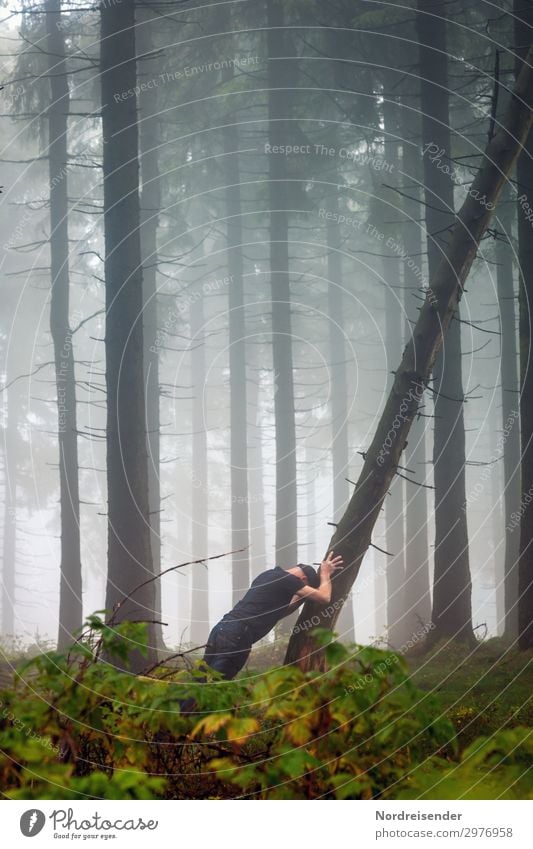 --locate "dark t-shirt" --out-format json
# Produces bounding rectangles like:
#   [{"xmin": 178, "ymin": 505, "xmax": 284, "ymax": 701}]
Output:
[{"xmin": 222, "ymin": 567, "xmax": 305, "ymax": 643}]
